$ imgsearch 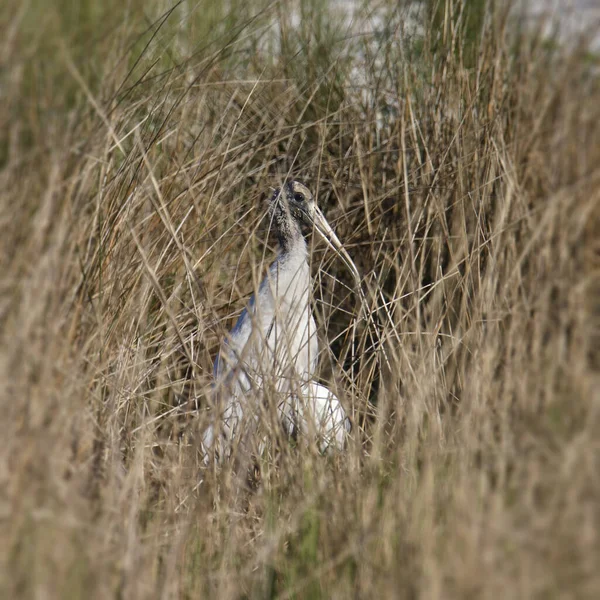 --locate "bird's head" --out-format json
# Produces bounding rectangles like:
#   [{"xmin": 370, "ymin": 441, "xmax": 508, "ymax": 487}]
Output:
[
  {"xmin": 269, "ymin": 180, "xmax": 314, "ymax": 229},
  {"xmin": 281, "ymin": 180, "xmax": 315, "ymax": 226},
  {"xmin": 269, "ymin": 180, "xmax": 361, "ymax": 287}
]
